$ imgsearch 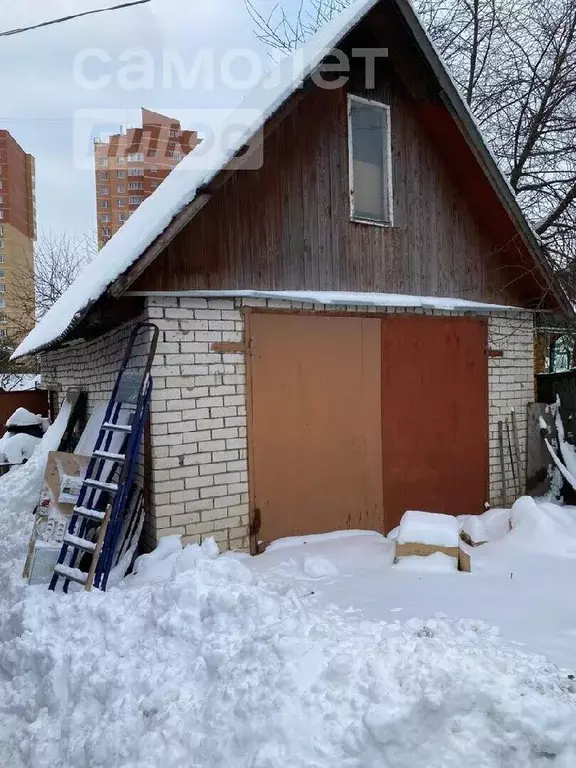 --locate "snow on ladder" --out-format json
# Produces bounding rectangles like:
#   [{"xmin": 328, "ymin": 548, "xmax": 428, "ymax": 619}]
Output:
[{"xmin": 49, "ymin": 322, "xmax": 159, "ymax": 593}]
